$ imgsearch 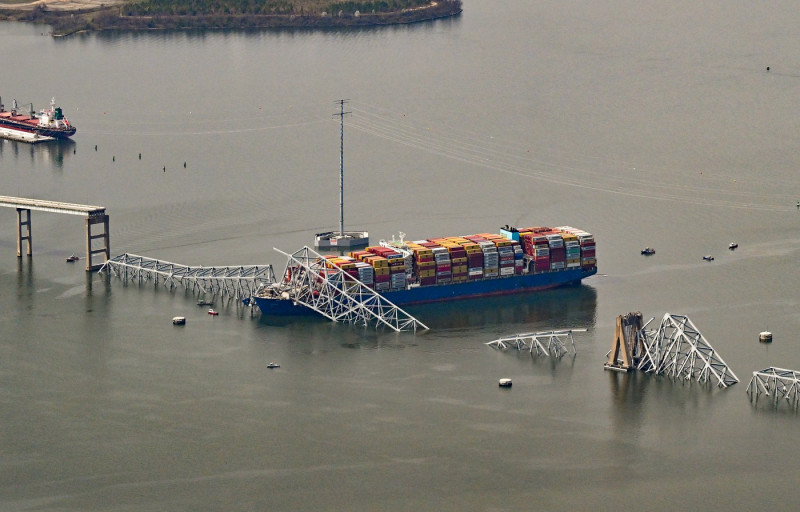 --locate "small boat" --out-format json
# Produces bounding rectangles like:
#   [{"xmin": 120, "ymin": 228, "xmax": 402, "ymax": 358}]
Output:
[
  {"xmin": 498, "ymin": 378, "xmax": 512, "ymax": 388},
  {"xmin": 66, "ymin": 254, "xmax": 79, "ymax": 262},
  {"xmin": 266, "ymin": 362, "xmax": 280, "ymax": 369},
  {"xmin": 172, "ymin": 316, "xmax": 186, "ymax": 325},
  {"xmin": 729, "ymin": 242, "xmax": 738, "ymax": 250},
  {"xmin": 197, "ymin": 299, "xmax": 213, "ymax": 306},
  {"xmin": 208, "ymin": 309, "xmax": 219, "ymax": 316},
  {"xmin": 759, "ymin": 331, "xmax": 773, "ymax": 343},
  {"xmin": 641, "ymin": 247, "xmax": 655, "ymax": 255},
  {"xmin": 702, "ymin": 255, "xmax": 714, "ymax": 261}
]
